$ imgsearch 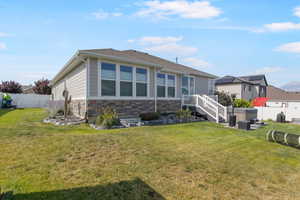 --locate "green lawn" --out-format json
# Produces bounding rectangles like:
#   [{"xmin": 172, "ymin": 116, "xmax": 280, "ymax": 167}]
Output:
[{"xmin": 1, "ymin": 109, "xmax": 300, "ymax": 200}]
